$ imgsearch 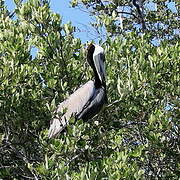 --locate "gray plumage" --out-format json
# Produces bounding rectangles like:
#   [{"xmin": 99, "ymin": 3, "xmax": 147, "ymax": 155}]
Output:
[{"xmin": 48, "ymin": 44, "xmax": 107, "ymax": 138}]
